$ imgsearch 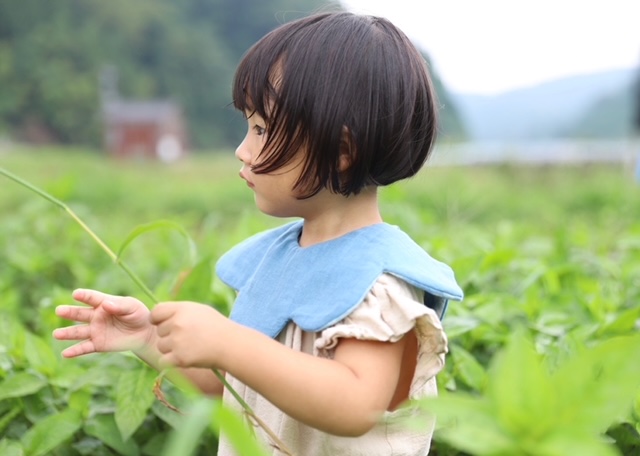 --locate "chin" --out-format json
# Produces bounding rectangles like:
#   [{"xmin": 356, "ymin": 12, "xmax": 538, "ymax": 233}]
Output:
[
  {"xmin": 258, "ymin": 208, "xmax": 299, "ymax": 219},
  {"xmin": 255, "ymin": 202, "xmax": 295, "ymax": 219},
  {"xmin": 254, "ymin": 196, "xmax": 301, "ymax": 219}
]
